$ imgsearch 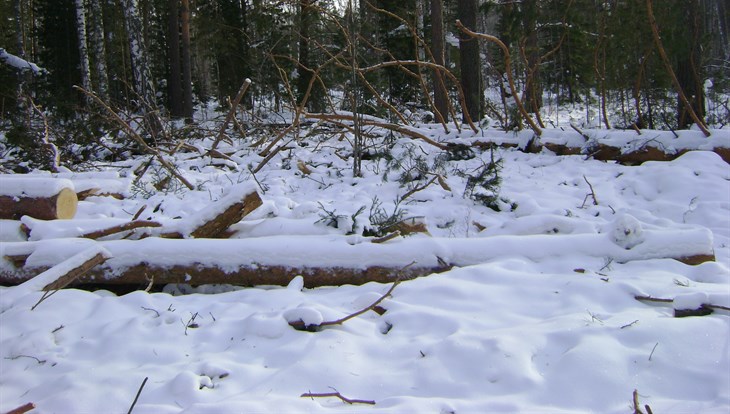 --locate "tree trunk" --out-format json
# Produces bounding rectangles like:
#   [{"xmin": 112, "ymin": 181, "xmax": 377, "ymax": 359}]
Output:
[
  {"xmin": 88, "ymin": 0, "xmax": 109, "ymax": 101},
  {"xmin": 167, "ymin": 0, "xmax": 183, "ymax": 118},
  {"xmin": 457, "ymin": 0, "xmax": 482, "ymax": 122},
  {"xmin": 522, "ymin": 0, "xmax": 541, "ymax": 114},
  {"xmin": 121, "ymin": 0, "xmax": 156, "ymax": 108},
  {"xmin": 677, "ymin": 0, "xmax": 706, "ymax": 129},
  {"xmin": 180, "ymin": 0, "xmax": 193, "ymax": 121},
  {"xmin": 74, "ymin": 0, "xmax": 92, "ymax": 106},
  {"xmin": 297, "ymin": 0, "xmax": 321, "ymax": 112},
  {"xmin": 431, "ymin": 0, "xmax": 448, "ymax": 123}
]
